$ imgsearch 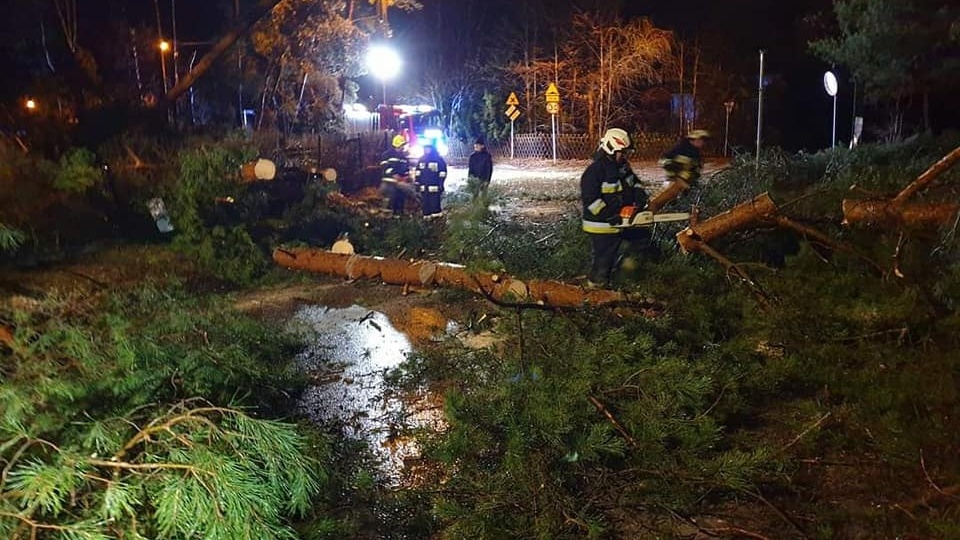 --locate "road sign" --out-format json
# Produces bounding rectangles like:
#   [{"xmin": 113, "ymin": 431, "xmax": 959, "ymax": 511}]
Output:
[
  {"xmin": 546, "ymin": 102, "xmax": 559, "ymax": 115},
  {"xmin": 506, "ymin": 92, "xmax": 519, "ymax": 106},
  {"xmin": 504, "ymin": 104, "xmax": 521, "ymax": 122},
  {"xmin": 545, "ymin": 82, "xmax": 560, "ymax": 103}
]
